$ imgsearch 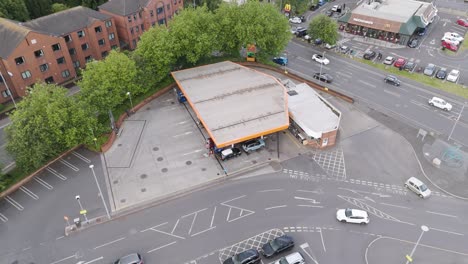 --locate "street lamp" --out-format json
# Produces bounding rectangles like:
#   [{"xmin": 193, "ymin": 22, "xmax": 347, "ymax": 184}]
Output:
[
  {"xmin": 448, "ymin": 102, "xmax": 466, "ymax": 141},
  {"xmin": 126, "ymin": 91, "xmax": 134, "ymax": 110},
  {"xmin": 89, "ymin": 164, "xmax": 111, "ymax": 220},
  {"xmin": 284, "ymin": 52, "xmax": 288, "ymax": 74},
  {"xmin": 0, "ymin": 70, "xmax": 17, "ymax": 108},
  {"xmin": 405, "ymin": 225, "xmax": 429, "ymax": 264},
  {"xmin": 75, "ymin": 195, "xmax": 89, "ymax": 223},
  {"xmin": 89, "ymin": 128, "xmax": 98, "ymax": 149},
  {"xmin": 319, "ymin": 51, "xmax": 326, "ymax": 77}
]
